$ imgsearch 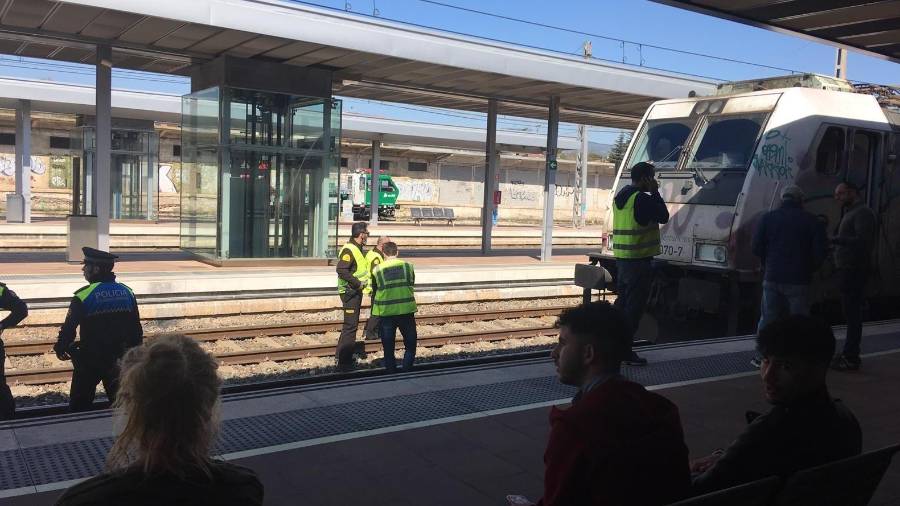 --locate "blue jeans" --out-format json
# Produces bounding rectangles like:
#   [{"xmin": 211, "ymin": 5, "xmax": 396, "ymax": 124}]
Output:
[
  {"xmin": 757, "ymin": 281, "xmax": 810, "ymax": 334},
  {"xmin": 380, "ymin": 314, "xmax": 417, "ymax": 373}
]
